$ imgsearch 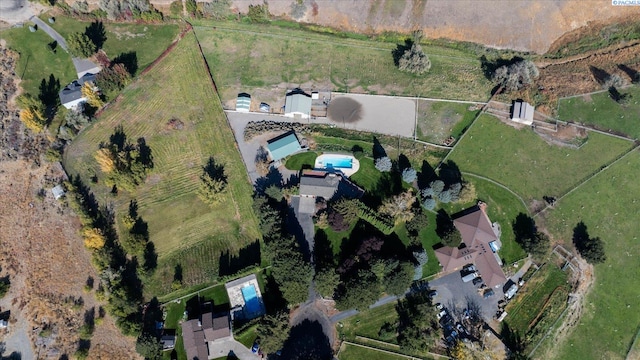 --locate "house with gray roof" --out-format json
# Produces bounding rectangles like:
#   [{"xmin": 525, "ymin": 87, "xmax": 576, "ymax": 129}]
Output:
[
  {"xmin": 181, "ymin": 312, "xmax": 231, "ymax": 360},
  {"xmin": 284, "ymin": 88, "xmax": 312, "ymax": 119},
  {"xmin": 59, "ymin": 73, "xmax": 97, "ymax": 110}
]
